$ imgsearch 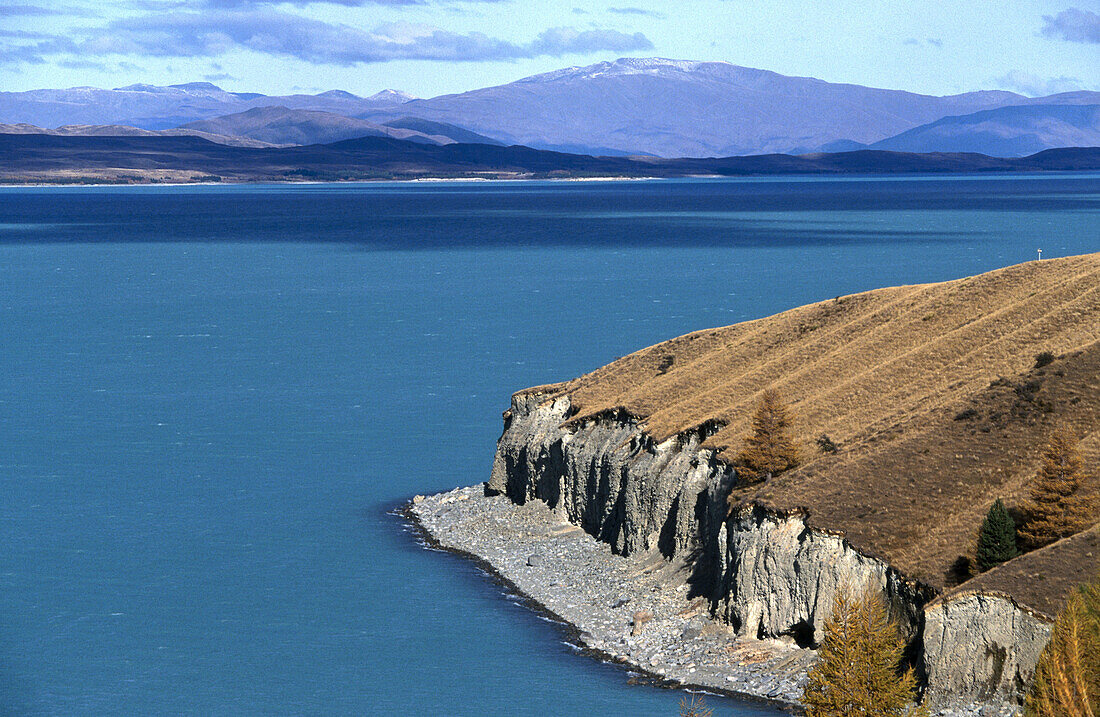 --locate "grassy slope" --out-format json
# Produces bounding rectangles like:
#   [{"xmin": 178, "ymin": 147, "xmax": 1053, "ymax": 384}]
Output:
[
  {"xmin": 523, "ymin": 253, "xmax": 1100, "ymax": 599},
  {"xmin": 937, "ymin": 526, "xmax": 1100, "ymax": 619}
]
